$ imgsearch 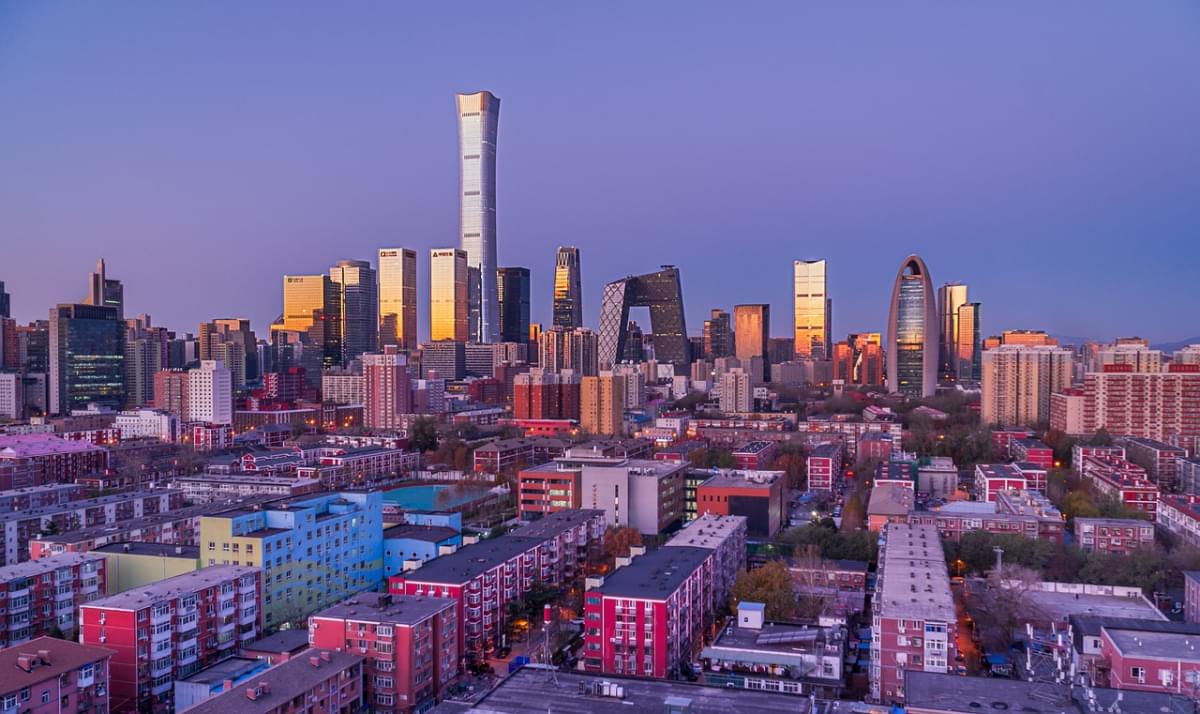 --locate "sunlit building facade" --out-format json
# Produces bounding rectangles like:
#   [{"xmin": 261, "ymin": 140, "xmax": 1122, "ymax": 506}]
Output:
[
  {"xmin": 793, "ymin": 259, "xmax": 830, "ymax": 359},
  {"xmin": 277, "ymin": 274, "xmax": 342, "ymax": 370},
  {"xmin": 379, "ymin": 247, "xmax": 418, "ymax": 350},
  {"xmin": 937, "ymin": 282, "xmax": 968, "ymax": 379},
  {"xmin": 329, "ymin": 259, "xmax": 378, "ymax": 363},
  {"xmin": 553, "ymin": 246, "xmax": 582, "ymax": 328},
  {"xmin": 734, "ymin": 304, "xmax": 770, "ymax": 382},
  {"xmin": 430, "ymin": 248, "xmax": 469, "ymax": 343},
  {"xmin": 955, "ymin": 302, "xmax": 982, "ymax": 382},
  {"xmin": 457, "ymin": 90, "xmax": 501, "ymax": 344},
  {"xmin": 886, "ymin": 255, "xmax": 938, "ymax": 398}
]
